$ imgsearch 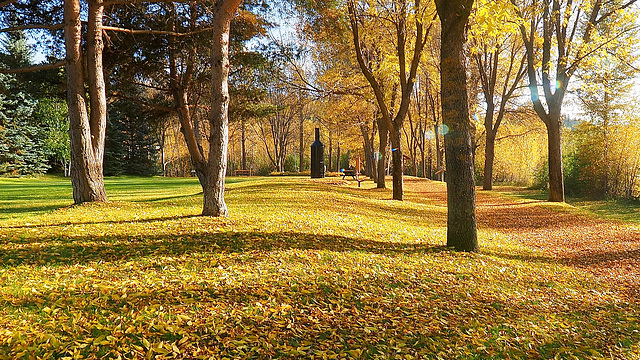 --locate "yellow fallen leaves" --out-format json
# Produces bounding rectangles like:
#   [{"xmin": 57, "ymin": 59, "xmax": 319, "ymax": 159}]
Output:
[{"xmin": 1, "ymin": 176, "xmax": 640, "ymax": 359}]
